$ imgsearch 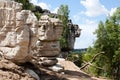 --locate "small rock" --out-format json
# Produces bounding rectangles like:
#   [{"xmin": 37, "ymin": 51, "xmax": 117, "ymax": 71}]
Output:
[
  {"xmin": 48, "ymin": 63, "xmax": 64, "ymax": 72},
  {"xmin": 41, "ymin": 59, "xmax": 58, "ymax": 67},
  {"xmin": 25, "ymin": 68, "xmax": 40, "ymax": 80}
]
